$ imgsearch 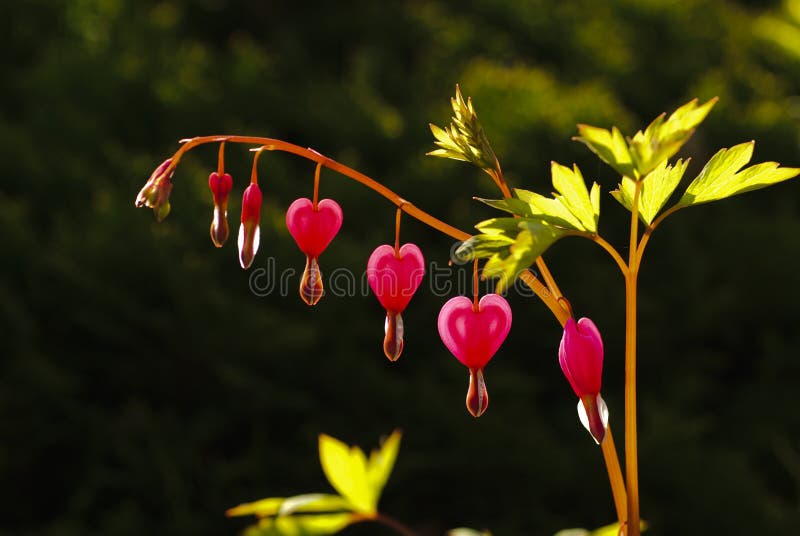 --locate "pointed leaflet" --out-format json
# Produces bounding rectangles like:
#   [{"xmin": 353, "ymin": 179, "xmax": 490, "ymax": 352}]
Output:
[
  {"xmin": 366, "ymin": 429, "xmax": 402, "ymax": 498},
  {"xmin": 318, "ymin": 431, "xmax": 402, "ymax": 515},
  {"xmin": 318, "ymin": 434, "xmax": 374, "ymax": 514},
  {"xmin": 611, "ymin": 158, "xmax": 689, "ymax": 224},
  {"xmin": 550, "ymin": 162, "xmax": 598, "ymax": 232},
  {"xmin": 574, "ymin": 124, "xmax": 635, "ymax": 178},
  {"xmin": 678, "ymin": 141, "xmax": 800, "ymax": 207},
  {"xmin": 627, "ymin": 97, "xmax": 717, "ymax": 176}
]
